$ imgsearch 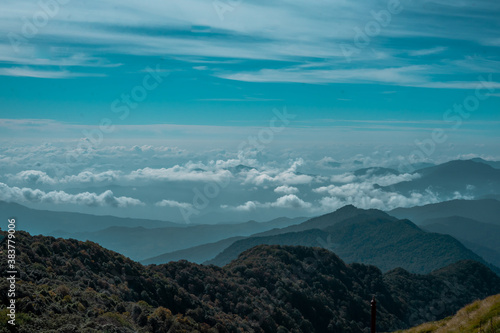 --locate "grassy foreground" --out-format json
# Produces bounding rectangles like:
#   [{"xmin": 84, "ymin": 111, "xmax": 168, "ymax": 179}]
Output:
[{"xmin": 396, "ymin": 294, "xmax": 500, "ymax": 333}]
